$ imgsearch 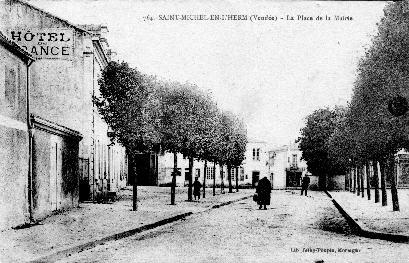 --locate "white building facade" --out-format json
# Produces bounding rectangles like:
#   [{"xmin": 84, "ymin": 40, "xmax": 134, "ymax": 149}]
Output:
[
  {"xmin": 241, "ymin": 140, "xmax": 269, "ymax": 187},
  {"xmin": 268, "ymin": 143, "xmax": 310, "ymax": 189}
]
